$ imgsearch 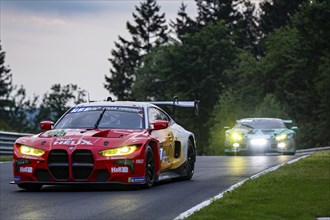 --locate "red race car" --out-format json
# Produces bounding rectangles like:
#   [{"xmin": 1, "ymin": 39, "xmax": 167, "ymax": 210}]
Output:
[{"xmin": 11, "ymin": 99, "xmax": 198, "ymax": 190}]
